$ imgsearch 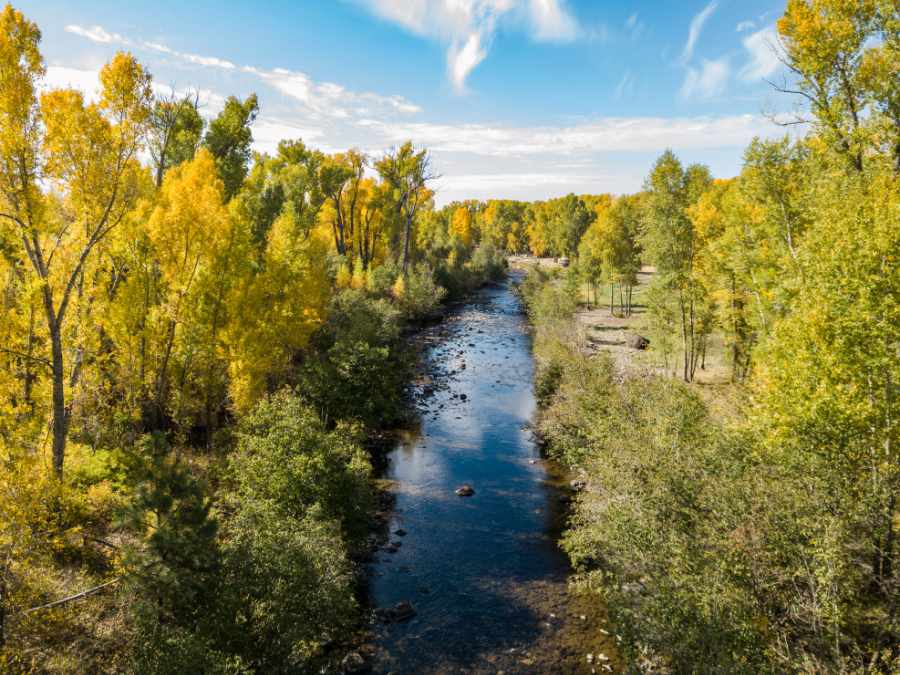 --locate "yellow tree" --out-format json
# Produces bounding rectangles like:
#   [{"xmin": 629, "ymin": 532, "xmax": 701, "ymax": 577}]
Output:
[
  {"xmin": 450, "ymin": 205, "xmax": 473, "ymax": 248},
  {"xmin": 225, "ymin": 212, "xmax": 331, "ymax": 412},
  {"xmin": 777, "ymin": 0, "xmax": 898, "ymax": 172},
  {"xmin": 0, "ymin": 4, "xmax": 151, "ymax": 475},
  {"xmin": 141, "ymin": 149, "xmax": 240, "ymax": 434}
]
